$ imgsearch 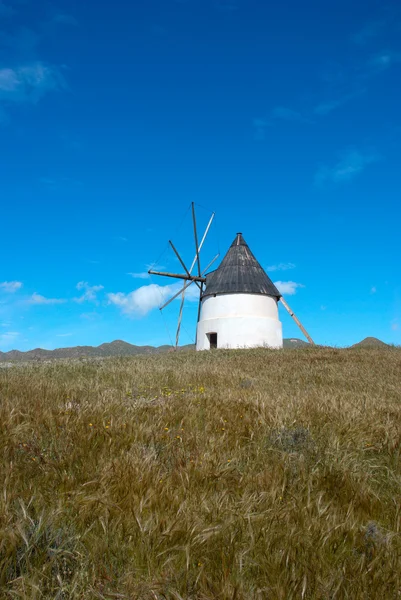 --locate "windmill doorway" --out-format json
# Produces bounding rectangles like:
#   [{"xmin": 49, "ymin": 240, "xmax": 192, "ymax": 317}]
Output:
[{"xmin": 207, "ymin": 332, "xmax": 218, "ymax": 349}]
